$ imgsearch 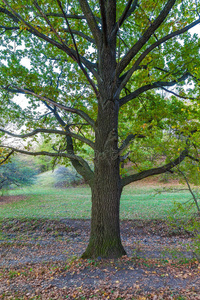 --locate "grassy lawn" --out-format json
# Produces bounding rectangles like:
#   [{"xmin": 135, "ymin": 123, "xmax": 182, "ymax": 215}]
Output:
[{"xmin": 0, "ymin": 181, "xmax": 196, "ymax": 220}]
